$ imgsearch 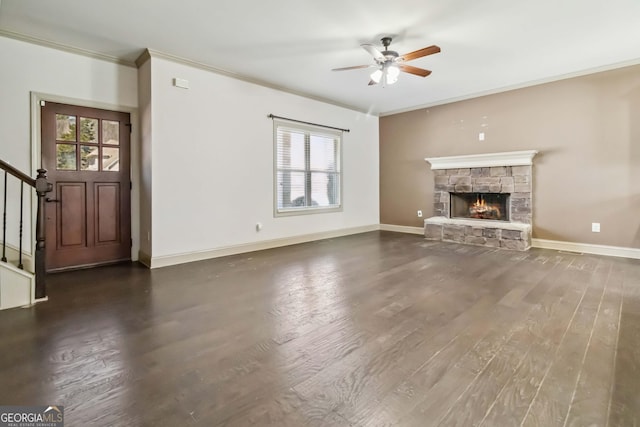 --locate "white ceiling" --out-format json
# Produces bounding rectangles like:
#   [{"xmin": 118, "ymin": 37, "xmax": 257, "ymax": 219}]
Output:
[{"xmin": 1, "ymin": 0, "xmax": 639, "ymax": 115}]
